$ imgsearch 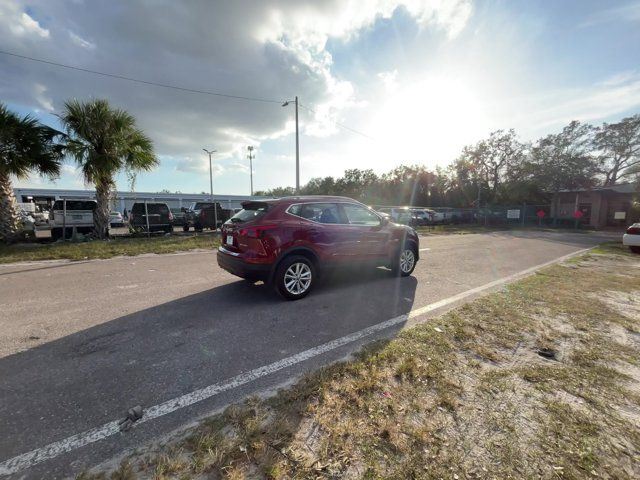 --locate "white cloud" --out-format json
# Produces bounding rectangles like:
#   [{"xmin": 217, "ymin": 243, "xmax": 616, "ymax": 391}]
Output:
[
  {"xmin": 68, "ymin": 31, "xmax": 95, "ymax": 49},
  {"xmin": 580, "ymin": 1, "xmax": 640, "ymax": 27},
  {"xmin": 510, "ymin": 72, "xmax": 640, "ymax": 135},
  {"xmin": 0, "ymin": 2, "xmax": 50, "ymax": 38},
  {"xmin": 33, "ymin": 83, "xmax": 53, "ymax": 111},
  {"xmin": 175, "ymin": 156, "xmax": 225, "ymax": 176},
  {"xmin": 12, "ymin": 12, "xmax": 49, "ymax": 38}
]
